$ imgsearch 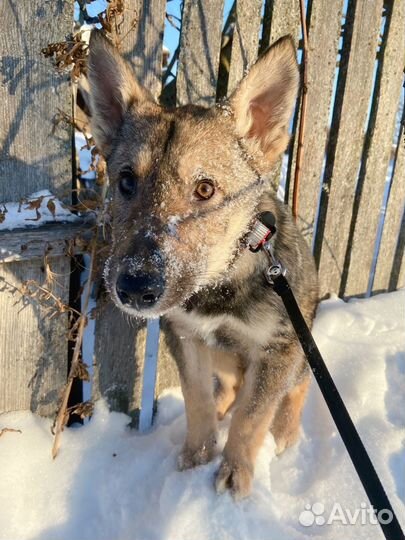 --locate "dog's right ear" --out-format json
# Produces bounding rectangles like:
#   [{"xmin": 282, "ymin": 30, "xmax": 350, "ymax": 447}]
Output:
[
  {"xmin": 230, "ymin": 36, "xmax": 299, "ymax": 166},
  {"xmin": 87, "ymin": 31, "xmax": 152, "ymax": 155}
]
